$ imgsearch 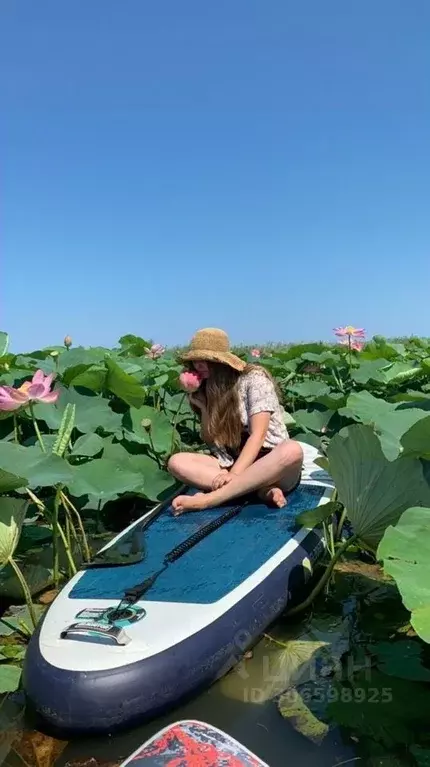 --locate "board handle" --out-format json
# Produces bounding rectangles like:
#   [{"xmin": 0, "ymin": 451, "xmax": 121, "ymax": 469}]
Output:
[{"xmin": 60, "ymin": 622, "xmax": 131, "ymax": 646}]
